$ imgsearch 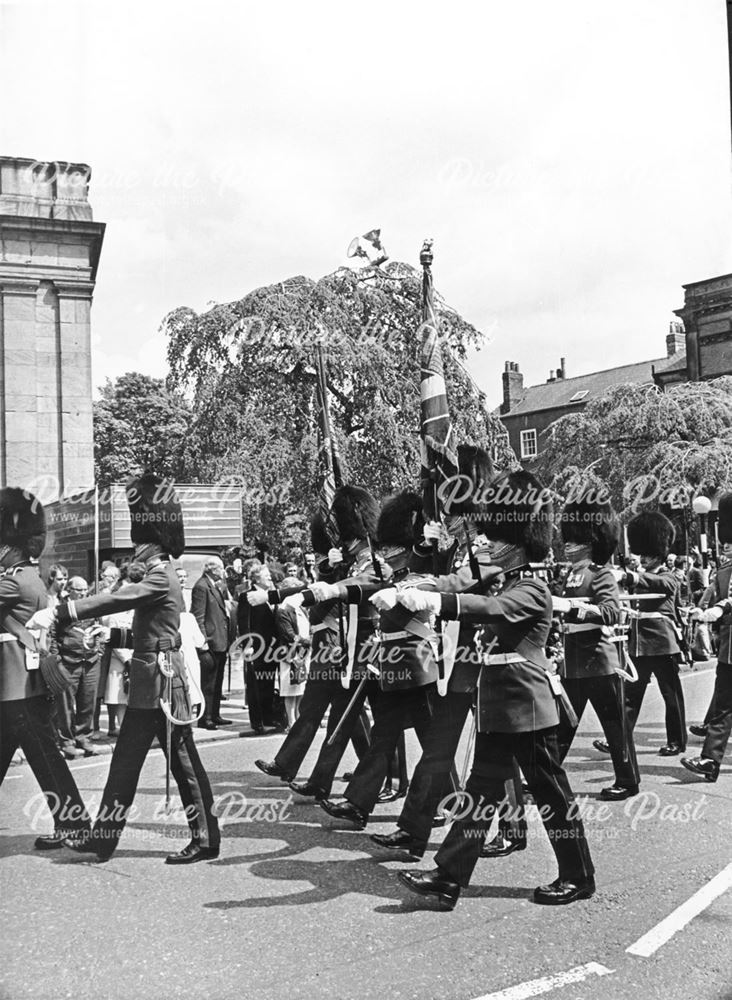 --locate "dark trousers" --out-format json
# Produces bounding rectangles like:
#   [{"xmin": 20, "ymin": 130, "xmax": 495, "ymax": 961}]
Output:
[
  {"xmin": 89, "ymin": 707, "xmax": 220, "ymax": 858},
  {"xmin": 0, "ymin": 696, "xmax": 92, "ymax": 836},
  {"xmin": 346, "ymin": 684, "xmax": 435, "ymax": 815},
  {"xmin": 702, "ymin": 662, "xmax": 732, "ymax": 765},
  {"xmin": 435, "ymin": 727, "xmax": 594, "ymax": 888},
  {"xmin": 384, "ymin": 732, "xmax": 409, "ymax": 791},
  {"xmin": 199, "ymin": 650, "xmax": 227, "ymax": 723},
  {"xmin": 399, "ymin": 690, "xmax": 474, "ymax": 845},
  {"xmin": 307, "ymin": 677, "xmax": 376, "ymax": 795},
  {"xmin": 58, "ymin": 659, "xmax": 101, "ymax": 746},
  {"xmin": 625, "ymin": 654, "xmax": 686, "ymax": 749},
  {"xmin": 557, "ymin": 674, "xmax": 640, "ymax": 789},
  {"xmin": 275, "ymin": 676, "xmax": 371, "ymax": 789},
  {"xmin": 245, "ymin": 658, "xmax": 276, "ymax": 730}
]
